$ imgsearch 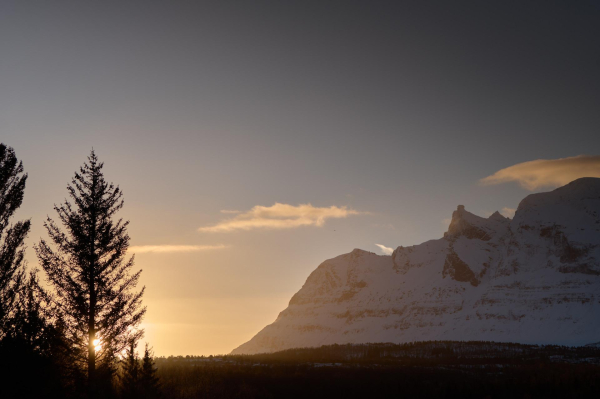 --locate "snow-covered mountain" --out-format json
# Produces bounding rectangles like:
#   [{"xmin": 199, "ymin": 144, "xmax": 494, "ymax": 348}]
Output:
[{"xmin": 232, "ymin": 178, "xmax": 600, "ymax": 354}]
